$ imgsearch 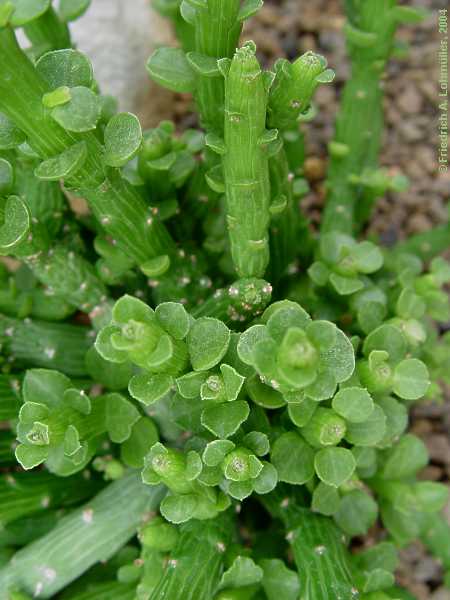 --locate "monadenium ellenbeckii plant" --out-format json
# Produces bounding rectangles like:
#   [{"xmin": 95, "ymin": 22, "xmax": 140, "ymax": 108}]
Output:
[{"xmin": 0, "ymin": 0, "xmax": 448, "ymax": 598}]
